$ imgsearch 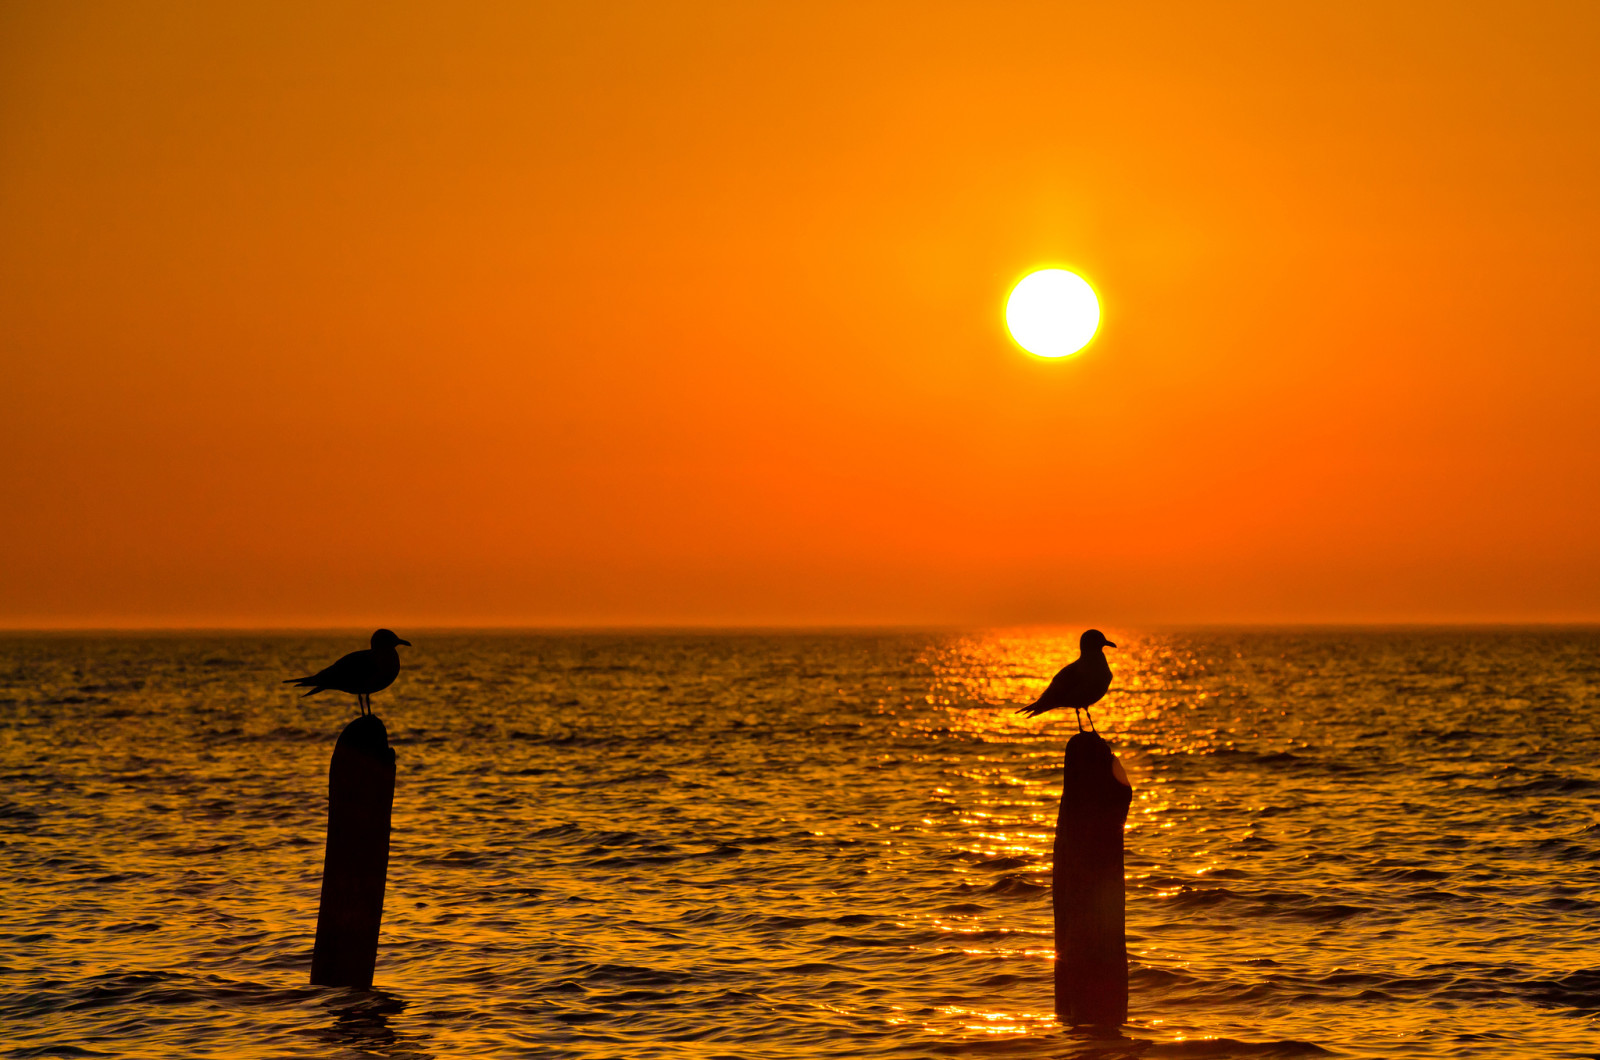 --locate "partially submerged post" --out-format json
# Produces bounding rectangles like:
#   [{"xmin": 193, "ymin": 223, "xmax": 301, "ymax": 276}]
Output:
[
  {"xmin": 1053, "ymin": 731, "xmax": 1132, "ymax": 1026},
  {"xmin": 311, "ymin": 714, "xmax": 396, "ymax": 987}
]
